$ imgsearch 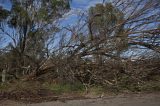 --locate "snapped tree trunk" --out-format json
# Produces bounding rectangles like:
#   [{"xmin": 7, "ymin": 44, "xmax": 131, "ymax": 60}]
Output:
[{"xmin": 2, "ymin": 69, "xmax": 6, "ymax": 83}]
